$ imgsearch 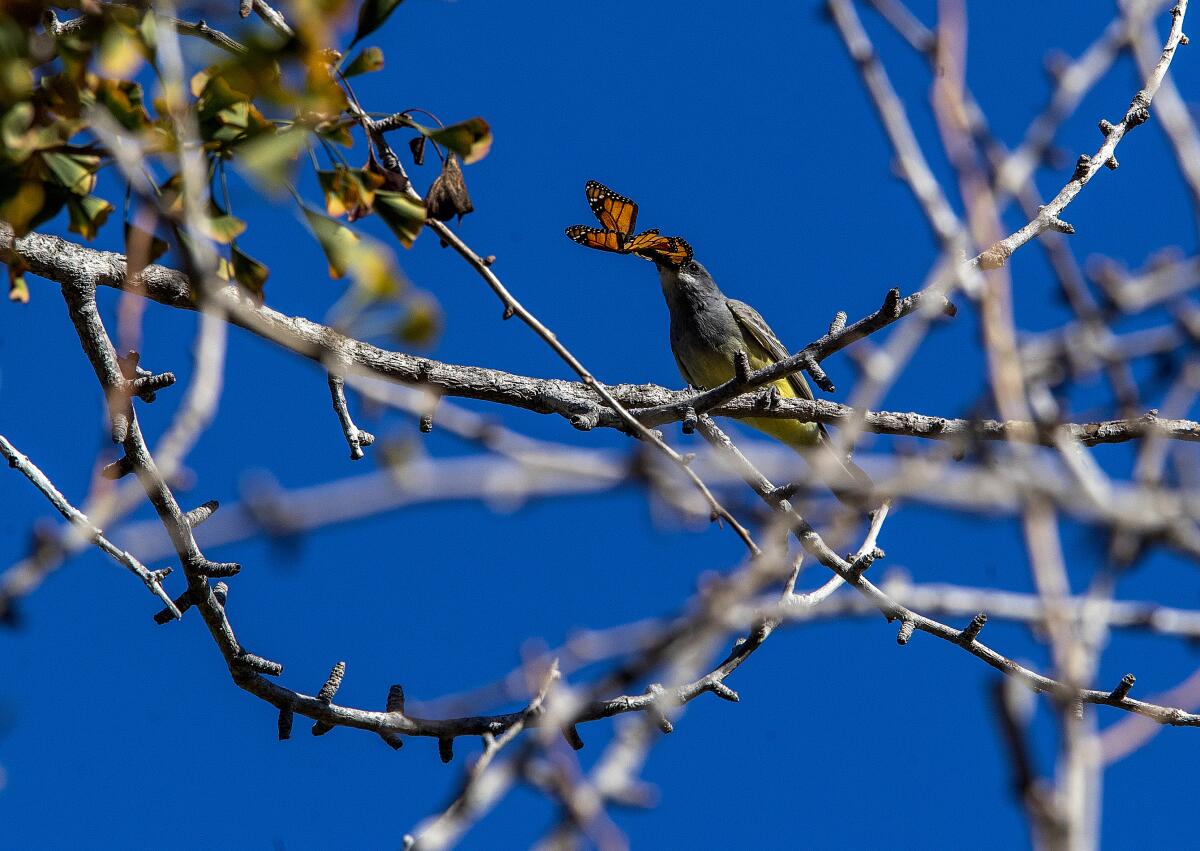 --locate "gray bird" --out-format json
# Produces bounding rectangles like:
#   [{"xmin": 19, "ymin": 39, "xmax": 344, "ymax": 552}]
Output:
[{"xmin": 655, "ymin": 257, "xmax": 871, "ymax": 501}]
